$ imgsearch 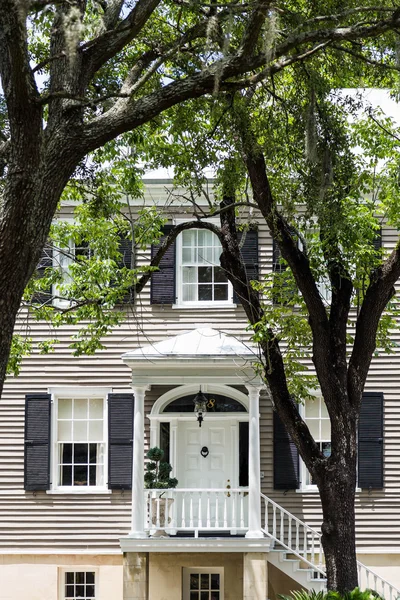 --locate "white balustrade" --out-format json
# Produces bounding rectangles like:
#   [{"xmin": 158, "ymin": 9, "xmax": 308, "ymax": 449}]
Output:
[{"xmin": 145, "ymin": 488, "xmax": 249, "ymax": 536}]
